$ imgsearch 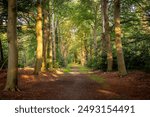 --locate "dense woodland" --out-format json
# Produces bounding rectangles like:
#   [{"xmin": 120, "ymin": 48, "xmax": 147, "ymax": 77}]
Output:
[{"xmin": 0, "ymin": 0, "xmax": 150, "ymax": 98}]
